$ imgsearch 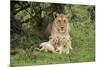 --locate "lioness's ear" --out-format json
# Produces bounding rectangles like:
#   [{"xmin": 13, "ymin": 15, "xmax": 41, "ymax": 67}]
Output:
[
  {"xmin": 53, "ymin": 12, "xmax": 59, "ymax": 18},
  {"xmin": 65, "ymin": 12, "xmax": 72, "ymax": 19}
]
